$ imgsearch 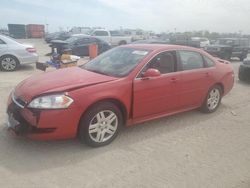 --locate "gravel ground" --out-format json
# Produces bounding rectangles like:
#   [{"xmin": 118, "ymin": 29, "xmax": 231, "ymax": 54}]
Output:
[{"xmin": 0, "ymin": 39, "xmax": 250, "ymax": 188}]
